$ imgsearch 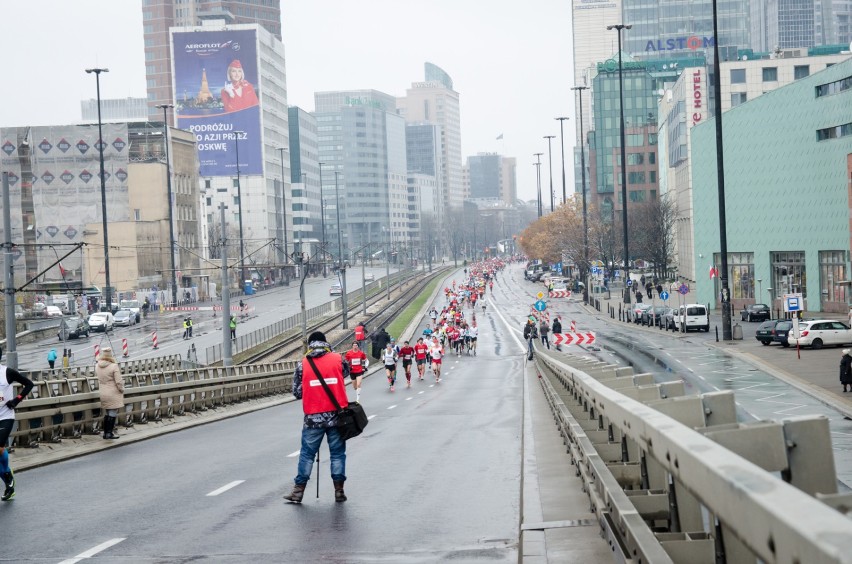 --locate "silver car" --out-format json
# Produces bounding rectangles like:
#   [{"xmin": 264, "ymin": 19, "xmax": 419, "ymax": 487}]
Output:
[{"xmin": 114, "ymin": 309, "xmax": 136, "ymax": 327}]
